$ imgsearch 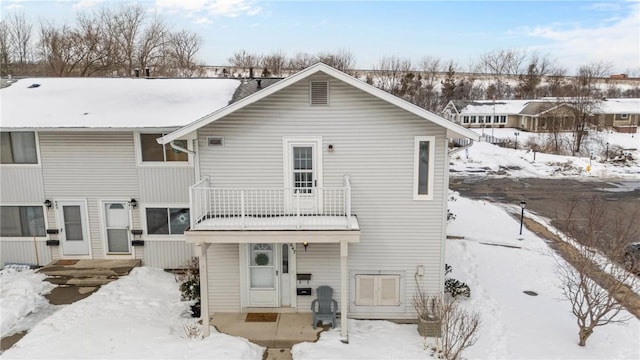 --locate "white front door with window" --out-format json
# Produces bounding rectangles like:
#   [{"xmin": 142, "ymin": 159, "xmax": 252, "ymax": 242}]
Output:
[
  {"xmin": 57, "ymin": 200, "xmax": 90, "ymax": 257},
  {"xmin": 103, "ymin": 202, "xmax": 131, "ymax": 255},
  {"xmin": 246, "ymin": 243, "xmax": 296, "ymax": 308},
  {"xmin": 283, "ymin": 137, "xmax": 323, "ymax": 214}
]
